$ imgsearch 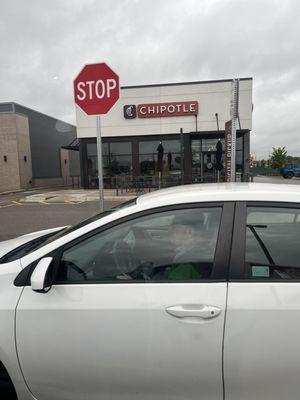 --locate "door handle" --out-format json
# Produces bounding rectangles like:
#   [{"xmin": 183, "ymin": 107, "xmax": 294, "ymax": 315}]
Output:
[{"xmin": 166, "ymin": 304, "xmax": 221, "ymax": 319}]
